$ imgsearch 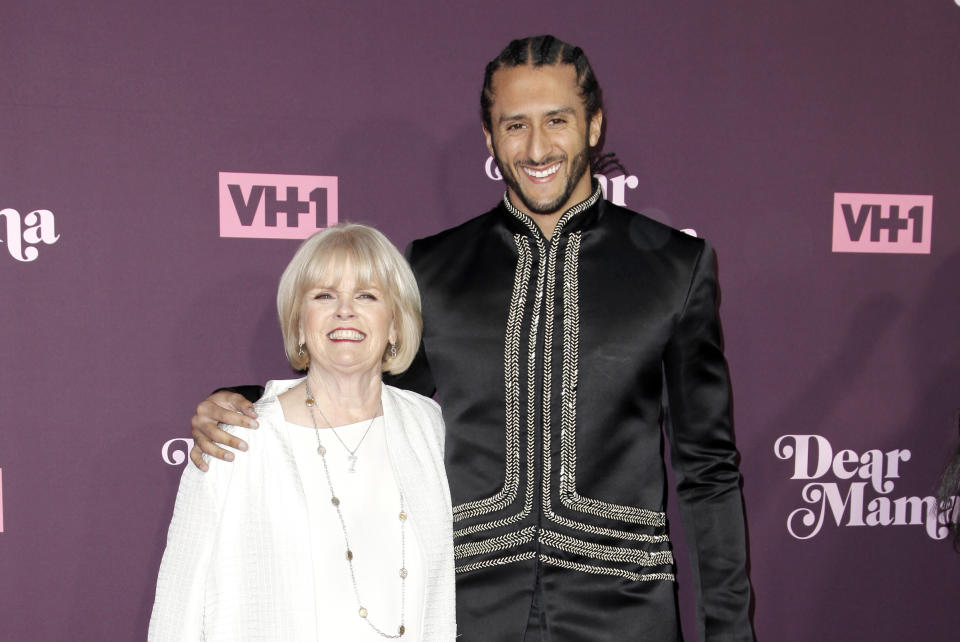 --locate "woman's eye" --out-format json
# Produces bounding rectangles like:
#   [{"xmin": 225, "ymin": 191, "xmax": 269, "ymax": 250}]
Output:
[{"xmin": 313, "ymin": 292, "xmax": 333, "ymax": 300}]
